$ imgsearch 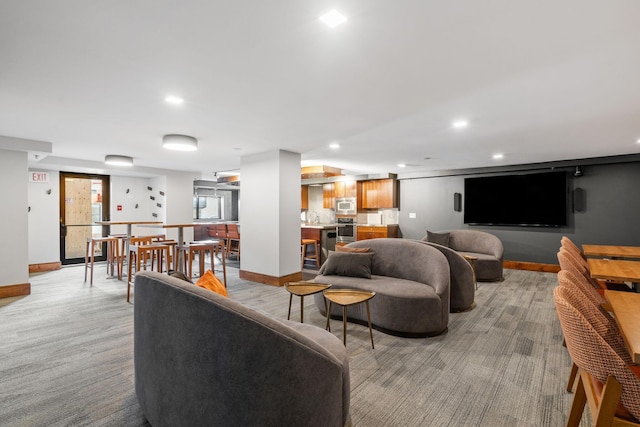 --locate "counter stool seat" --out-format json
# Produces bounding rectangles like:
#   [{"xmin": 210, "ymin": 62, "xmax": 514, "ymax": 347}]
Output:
[{"xmin": 177, "ymin": 241, "xmax": 227, "ymax": 286}]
